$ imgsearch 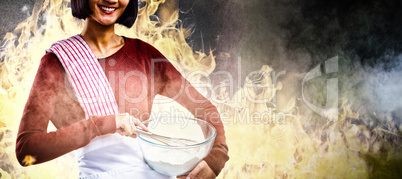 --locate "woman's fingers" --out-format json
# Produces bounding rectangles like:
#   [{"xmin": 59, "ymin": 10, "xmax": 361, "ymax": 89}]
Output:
[
  {"xmin": 184, "ymin": 160, "xmax": 216, "ymax": 179},
  {"xmin": 186, "ymin": 161, "xmax": 204, "ymax": 179},
  {"xmin": 129, "ymin": 117, "xmax": 149, "ymax": 138},
  {"xmin": 116, "ymin": 113, "xmax": 148, "ymax": 137},
  {"xmin": 121, "ymin": 119, "xmax": 133, "ymax": 135},
  {"xmin": 134, "ymin": 117, "xmax": 149, "ymax": 132}
]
